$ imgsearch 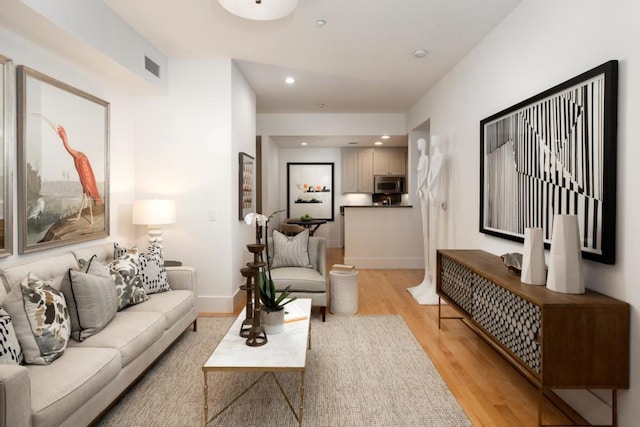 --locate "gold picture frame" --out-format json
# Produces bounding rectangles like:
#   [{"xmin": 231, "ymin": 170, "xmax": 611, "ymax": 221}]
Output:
[{"xmin": 17, "ymin": 66, "xmax": 110, "ymax": 253}]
